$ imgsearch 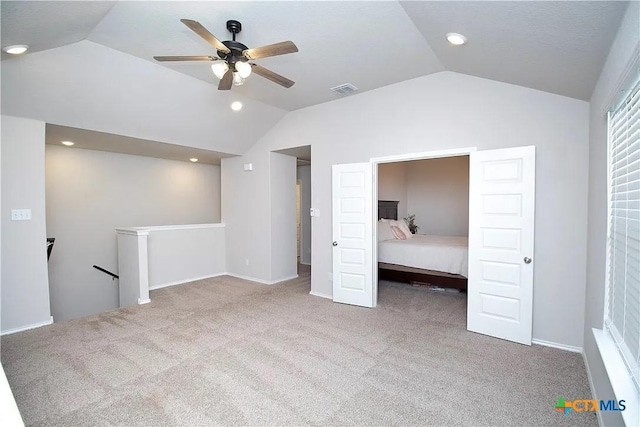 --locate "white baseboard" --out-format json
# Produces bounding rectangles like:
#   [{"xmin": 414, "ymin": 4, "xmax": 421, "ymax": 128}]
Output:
[
  {"xmin": 300, "ymin": 261, "xmax": 311, "ymax": 266},
  {"xmin": 309, "ymin": 290, "xmax": 332, "ymax": 300},
  {"xmin": 225, "ymin": 272, "xmax": 298, "ymax": 285},
  {"xmin": 225, "ymin": 272, "xmax": 272, "ymax": 285},
  {"xmin": 149, "ymin": 272, "xmax": 227, "ymax": 291},
  {"xmin": 1, "ymin": 316, "xmax": 53, "ymax": 336},
  {"xmin": 532, "ymin": 338, "xmax": 583, "ymax": 353},
  {"xmin": 582, "ymin": 351, "xmax": 603, "ymax": 427},
  {"xmin": 271, "ymin": 274, "xmax": 299, "ymax": 284},
  {"xmin": 137, "ymin": 298, "xmax": 151, "ymax": 305}
]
